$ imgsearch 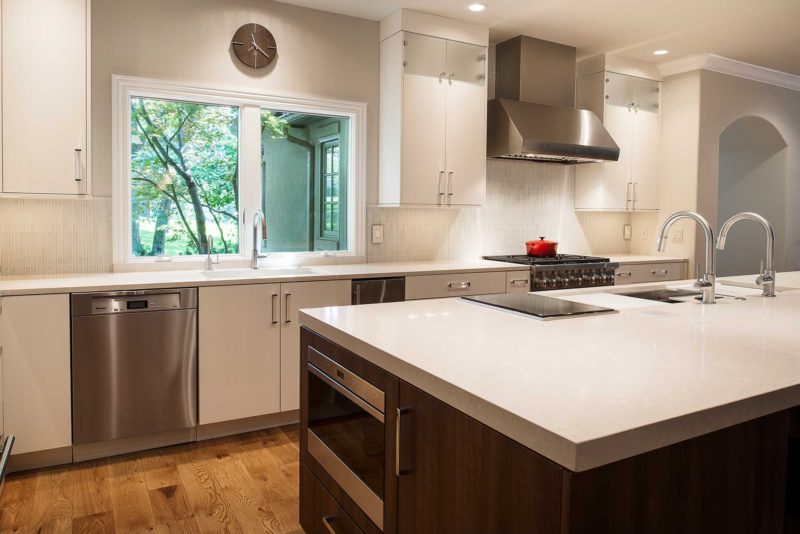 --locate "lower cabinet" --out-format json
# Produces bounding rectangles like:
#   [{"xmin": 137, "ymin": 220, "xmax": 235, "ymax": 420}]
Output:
[
  {"xmin": 199, "ymin": 284, "xmax": 281, "ymax": 424},
  {"xmin": 615, "ymin": 260, "xmax": 688, "ymax": 285},
  {"xmin": 301, "ymin": 463, "xmax": 366, "ymax": 534},
  {"xmin": 404, "ymin": 271, "xmax": 508, "ymax": 300},
  {"xmin": 280, "ymin": 280, "xmax": 351, "ymax": 412},
  {"xmin": 0, "ymin": 295, "xmax": 71, "ymax": 456}
]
